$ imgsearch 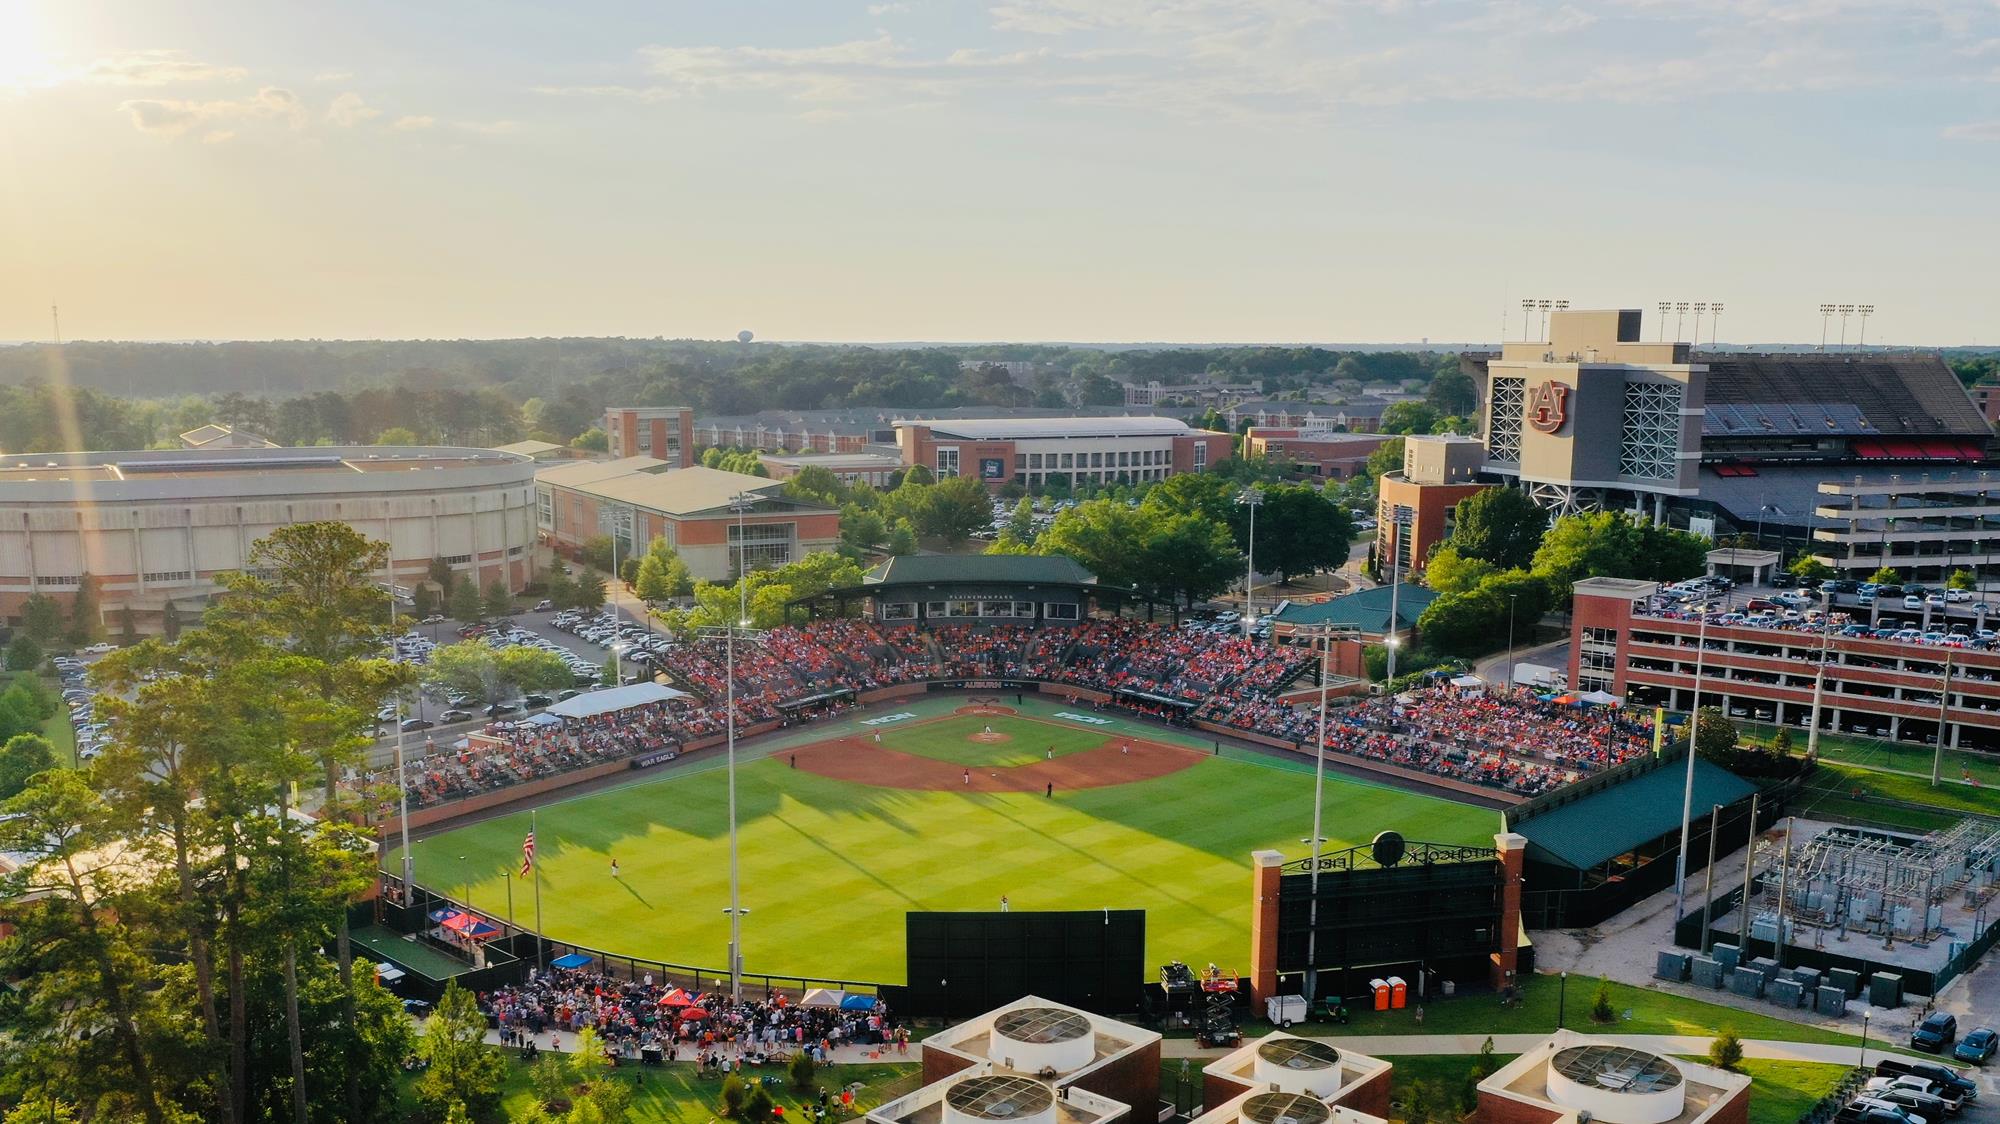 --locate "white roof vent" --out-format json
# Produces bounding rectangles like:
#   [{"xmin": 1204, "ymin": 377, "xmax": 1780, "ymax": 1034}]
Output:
[
  {"xmin": 1240, "ymin": 1092, "xmax": 1332, "ymax": 1124},
  {"xmin": 991, "ymin": 1007, "xmax": 1093, "ymax": 1075},
  {"xmin": 1546, "ymin": 1045, "xmax": 1685, "ymax": 1124},
  {"xmin": 943, "ymin": 1076, "xmax": 1057, "ymax": 1124},
  {"xmin": 1253, "ymin": 1038, "xmax": 1343, "ymax": 1097}
]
